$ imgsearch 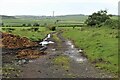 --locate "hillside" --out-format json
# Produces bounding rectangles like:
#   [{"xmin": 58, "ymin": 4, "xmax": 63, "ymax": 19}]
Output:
[{"xmin": 0, "ymin": 15, "xmax": 16, "ymax": 19}]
